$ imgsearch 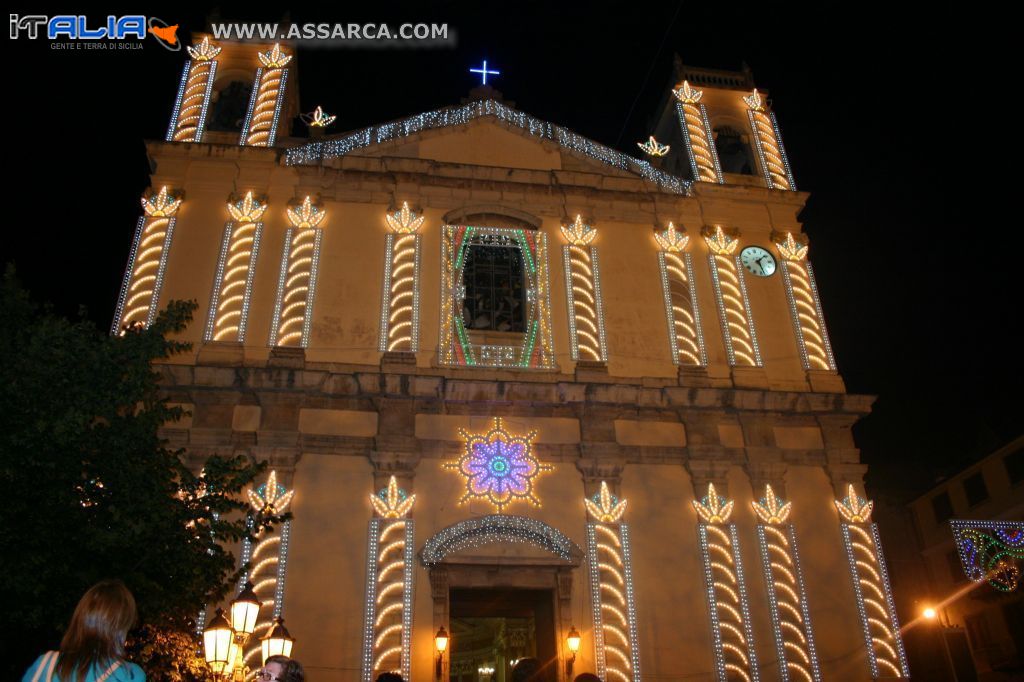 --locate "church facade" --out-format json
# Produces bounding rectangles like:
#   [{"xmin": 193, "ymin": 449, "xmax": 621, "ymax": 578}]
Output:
[{"xmin": 118, "ymin": 37, "xmax": 910, "ymax": 681}]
